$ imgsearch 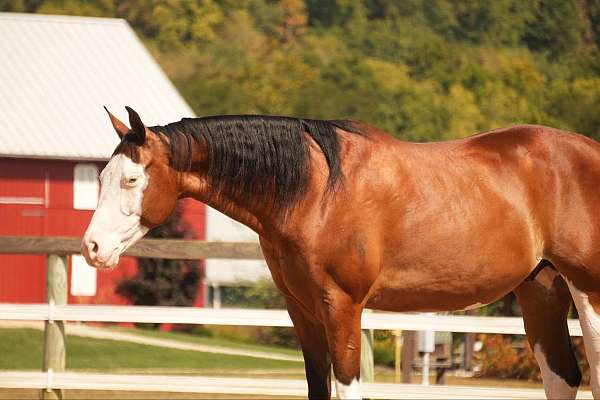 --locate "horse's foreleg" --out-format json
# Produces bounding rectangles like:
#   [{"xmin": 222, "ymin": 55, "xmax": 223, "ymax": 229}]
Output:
[
  {"xmin": 514, "ymin": 267, "xmax": 581, "ymax": 399},
  {"xmin": 321, "ymin": 290, "xmax": 363, "ymax": 400},
  {"xmin": 286, "ymin": 297, "xmax": 332, "ymax": 399}
]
